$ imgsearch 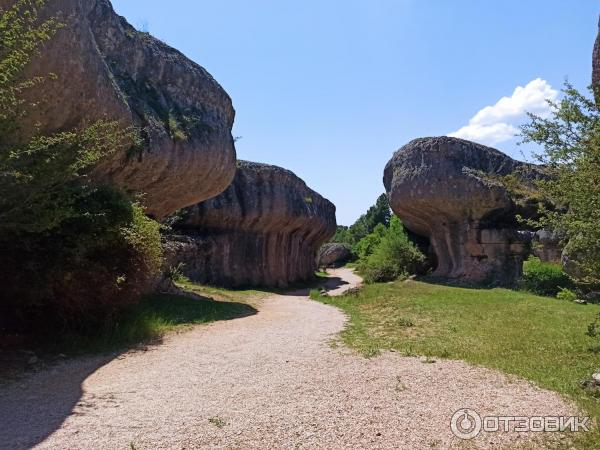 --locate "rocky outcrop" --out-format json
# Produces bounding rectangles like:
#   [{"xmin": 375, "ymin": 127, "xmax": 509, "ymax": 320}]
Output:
[
  {"xmin": 383, "ymin": 136, "xmax": 542, "ymax": 286},
  {"xmin": 6, "ymin": 0, "xmax": 236, "ymax": 218},
  {"xmin": 594, "ymin": 16, "xmax": 600, "ymax": 103},
  {"xmin": 317, "ymin": 243, "xmax": 352, "ymax": 268},
  {"xmin": 167, "ymin": 161, "xmax": 337, "ymax": 288},
  {"xmin": 532, "ymin": 230, "xmax": 562, "ymax": 263}
]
